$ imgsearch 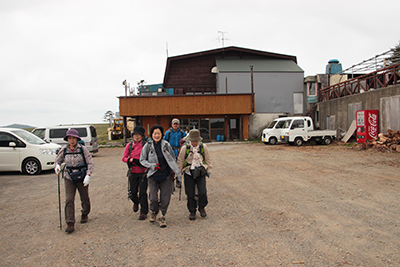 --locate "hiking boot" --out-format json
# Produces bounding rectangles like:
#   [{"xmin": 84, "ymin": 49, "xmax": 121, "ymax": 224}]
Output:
[
  {"xmin": 189, "ymin": 212, "xmax": 196, "ymax": 220},
  {"xmin": 65, "ymin": 222, "xmax": 74, "ymax": 233},
  {"xmin": 199, "ymin": 208, "xmax": 207, "ymax": 217},
  {"xmin": 158, "ymin": 216, "xmax": 167, "ymax": 228},
  {"xmin": 149, "ymin": 211, "xmax": 158, "ymax": 223},
  {"xmin": 138, "ymin": 213, "xmax": 147, "ymax": 220},
  {"xmin": 80, "ymin": 214, "xmax": 88, "ymax": 223},
  {"xmin": 133, "ymin": 203, "xmax": 139, "ymax": 213}
]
